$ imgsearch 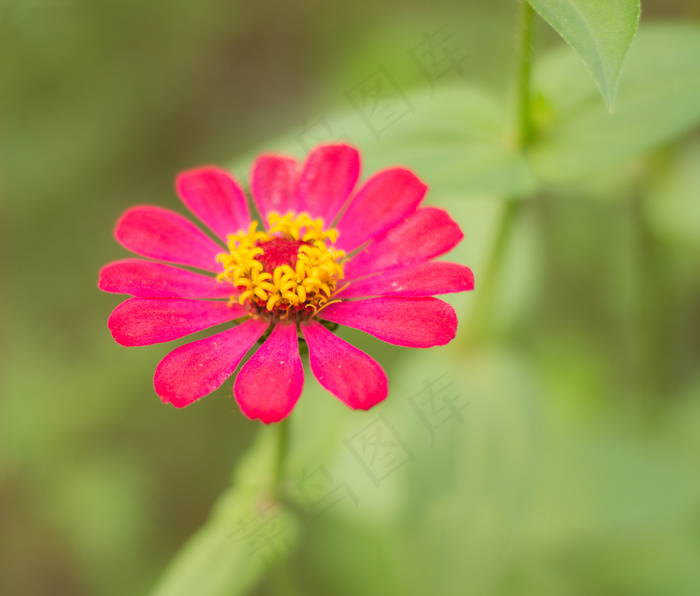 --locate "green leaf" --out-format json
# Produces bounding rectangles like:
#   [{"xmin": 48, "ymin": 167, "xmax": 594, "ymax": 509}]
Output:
[
  {"xmin": 530, "ymin": 23, "xmax": 700, "ymax": 183},
  {"xmin": 232, "ymin": 84, "xmax": 534, "ymax": 199},
  {"xmin": 389, "ymin": 349, "xmax": 544, "ymax": 596},
  {"xmin": 151, "ymin": 428, "xmax": 300, "ymax": 596},
  {"xmin": 294, "ymin": 347, "xmax": 700, "ymax": 595},
  {"xmin": 643, "ymin": 138, "xmax": 700, "ymax": 247},
  {"xmin": 527, "ymin": 0, "xmax": 640, "ymax": 109},
  {"xmin": 289, "ymin": 348, "xmax": 546, "ymax": 596}
]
